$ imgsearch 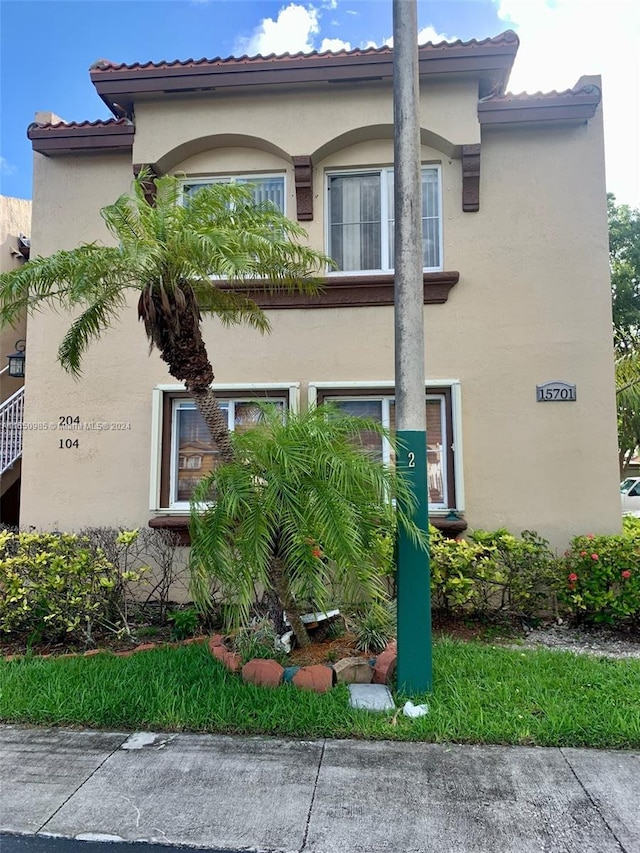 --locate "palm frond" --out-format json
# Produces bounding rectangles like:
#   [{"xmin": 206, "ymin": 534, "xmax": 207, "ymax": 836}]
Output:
[
  {"xmin": 0, "ymin": 245, "xmax": 133, "ymax": 326},
  {"xmin": 188, "ymin": 404, "xmax": 427, "ymax": 630},
  {"xmin": 58, "ymin": 286, "xmax": 129, "ymax": 376},
  {"xmin": 1, "ymin": 171, "xmax": 331, "ymax": 381},
  {"xmin": 187, "ymin": 281, "xmax": 270, "ymax": 332}
]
